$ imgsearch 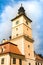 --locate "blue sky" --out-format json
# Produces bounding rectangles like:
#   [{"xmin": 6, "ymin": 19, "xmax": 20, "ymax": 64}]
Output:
[{"xmin": 0, "ymin": 0, "xmax": 43, "ymax": 55}]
